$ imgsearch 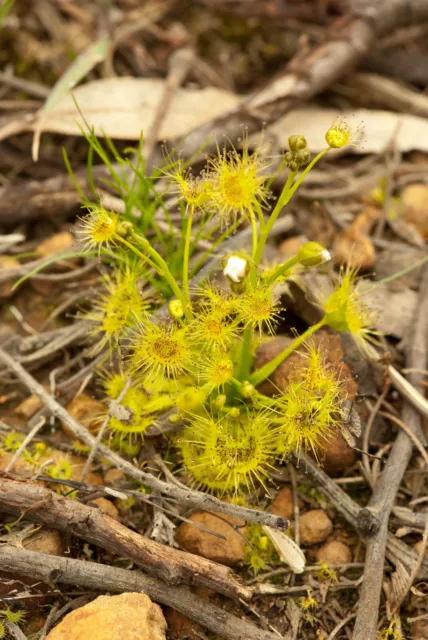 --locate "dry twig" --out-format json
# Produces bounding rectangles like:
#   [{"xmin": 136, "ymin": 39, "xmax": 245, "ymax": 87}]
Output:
[
  {"xmin": 0, "ymin": 475, "xmax": 250, "ymax": 601},
  {"xmin": 0, "ymin": 545, "xmax": 283, "ymax": 640},
  {"xmin": 352, "ymin": 263, "xmax": 428, "ymax": 640}
]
